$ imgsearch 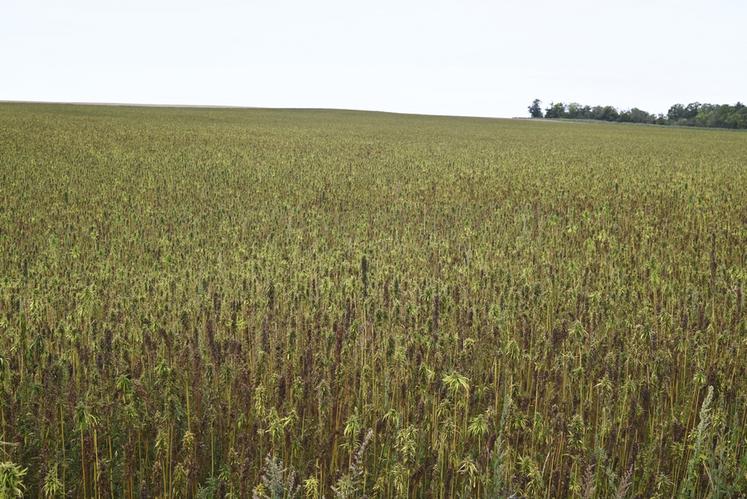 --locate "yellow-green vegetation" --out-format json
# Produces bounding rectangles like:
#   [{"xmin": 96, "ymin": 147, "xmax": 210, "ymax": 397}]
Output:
[{"xmin": 1, "ymin": 103, "xmax": 746, "ymax": 498}]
